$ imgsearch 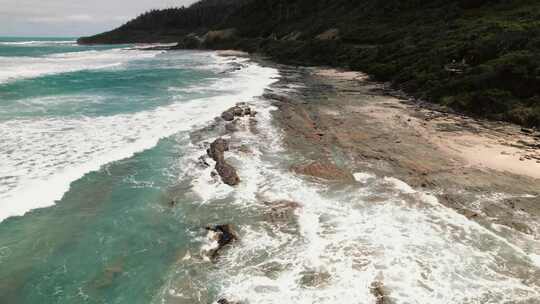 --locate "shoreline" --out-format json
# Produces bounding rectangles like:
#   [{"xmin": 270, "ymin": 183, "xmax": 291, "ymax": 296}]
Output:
[
  {"xmin": 262, "ymin": 62, "xmax": 540, "ymax": 244},
  {"xmin": 202, "ymin": 56, "xmax": 540, "ymax": 302}
]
